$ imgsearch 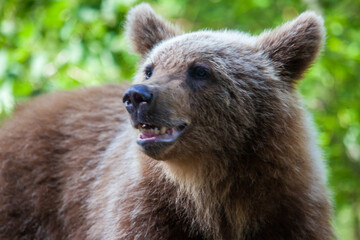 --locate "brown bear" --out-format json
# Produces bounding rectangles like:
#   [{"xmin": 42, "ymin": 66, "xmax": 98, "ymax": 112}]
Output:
[{"xmin": 0, "ymin": 3, "xmax": 335, "ymax": 240}]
